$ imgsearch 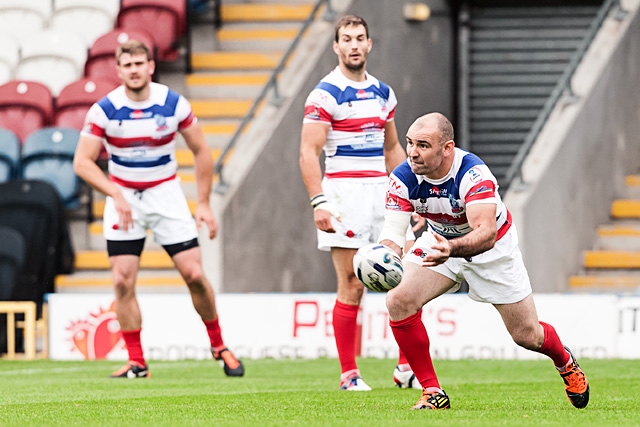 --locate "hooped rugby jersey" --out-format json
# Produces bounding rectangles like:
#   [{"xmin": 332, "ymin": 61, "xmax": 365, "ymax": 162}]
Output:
[
  {"xmin": 303, "ymin": 66, "xmax": 397, "ymax": 180},
  {"xmin": 386, "ymin": 148, "xmax": 512, "ymax": 241},
  {"xmin": 82, "ymin": 82, "xmax": 195, "ymax": 190}
]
